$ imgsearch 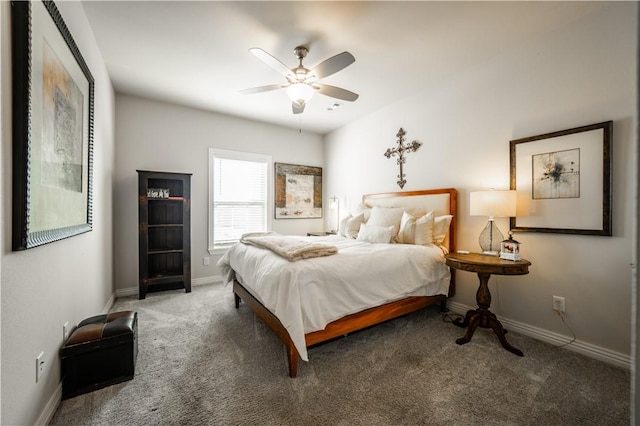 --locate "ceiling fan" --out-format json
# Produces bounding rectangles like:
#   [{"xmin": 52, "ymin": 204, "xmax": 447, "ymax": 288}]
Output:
[{"xmin": 240, "ymin": 45, "xmax": 359, "ymax": 114}]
